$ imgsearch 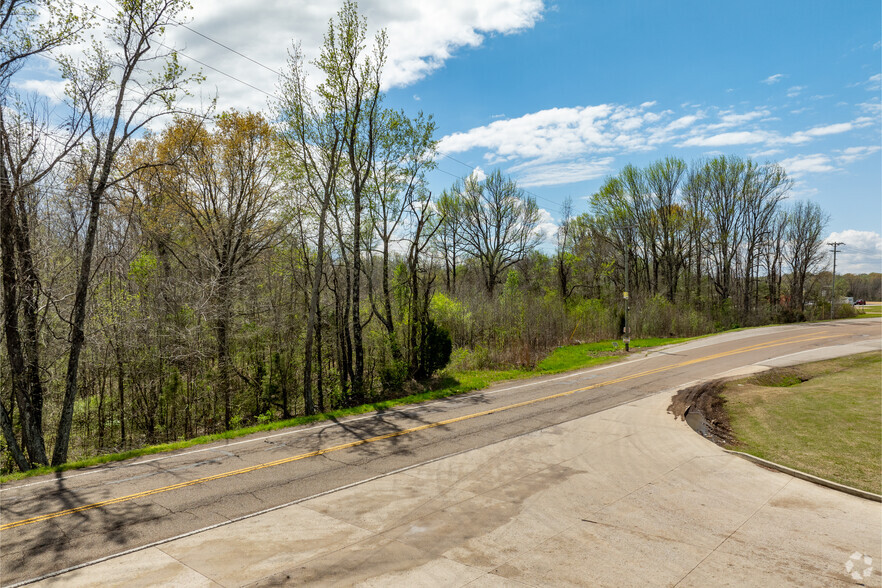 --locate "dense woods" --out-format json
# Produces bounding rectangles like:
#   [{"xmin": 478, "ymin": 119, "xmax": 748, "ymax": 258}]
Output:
[{"xmin": 1, "ymin": 0, "xmax": 878, "ymax": 472}]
